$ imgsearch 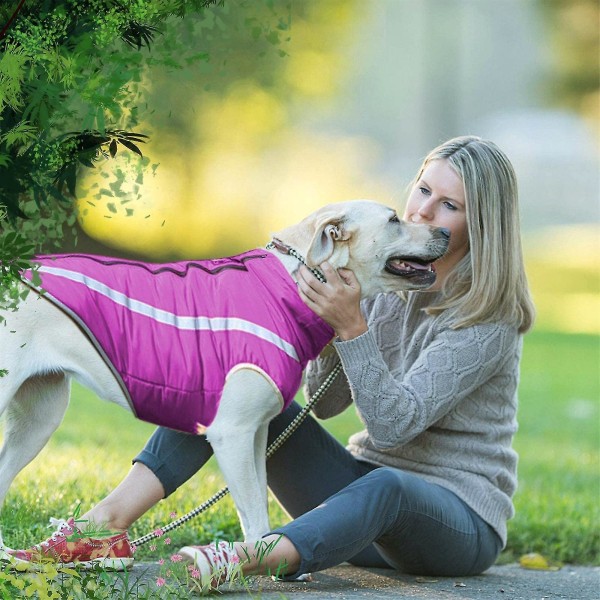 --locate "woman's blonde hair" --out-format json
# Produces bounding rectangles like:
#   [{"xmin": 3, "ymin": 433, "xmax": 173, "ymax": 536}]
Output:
[{"xmin": 409, "ymin": 136, "xmax": 535, "ymax": 333}]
